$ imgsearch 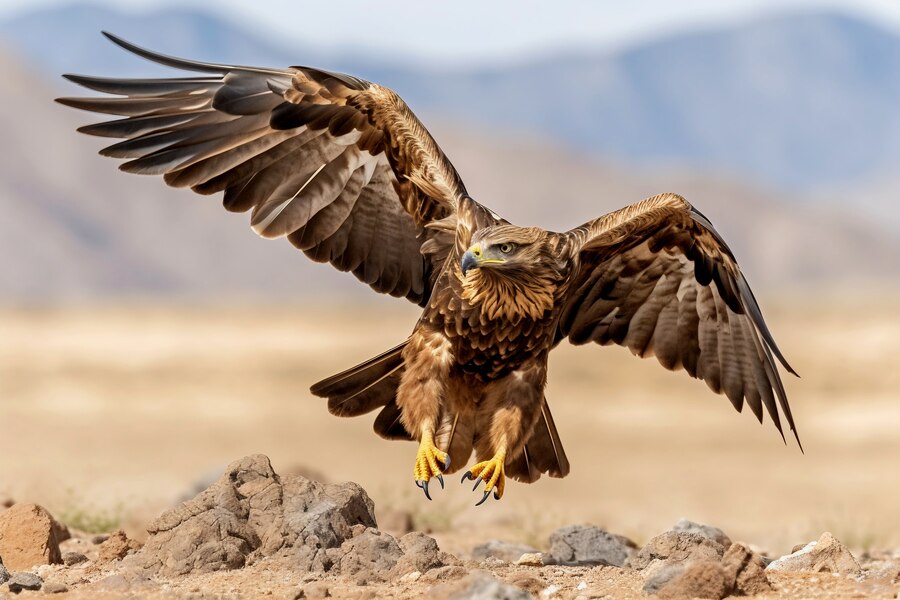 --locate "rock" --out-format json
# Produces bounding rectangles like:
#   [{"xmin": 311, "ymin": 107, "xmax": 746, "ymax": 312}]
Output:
[
  {"xmin": 0, "ymin": 560, "xmax": 9, "ymax": 585},
  {"xmin": 400, "ymin": 571, "xmax": 422, "ymax": 582},
  {"xmin": 392, "ymin": 532, "xmax": 453, "ymax": 576},
  {"xmin": 42, "ymin": 581, "xmax": 68, "ymax": 594},
  {"xmin": 672, "ymin": 519, "xmax": 732, "ymax": 548},
  {"xmin": 472, "ymin": 540, "xmax": 540, "ymax": 563},
  {"xmin": 137, "ymin": 454, "xmax": 376, "ymax": 577},
  {"xmin": 7, "ymin": 572, "xmax": 43, "ymax": 593},
  {"xmin": 0, "ymin": 504, "xmax": 63, "ymax": 570},
  {"xmin": 50, "ymin": 520, "xmax": 70, "ymax": 545},
  {"xmin": 629, "ymin": 531, "xmax": 724, "ymax": 571},
  {"xmin": 548, "ymin": 525, "xmax": 637, "ymax": 567},
  {"xmin": 766, "ymin": 532, "xmax": 861, "ymax": 577},
  {"xmin": 62, "ymin": 551, "xmax": 87, "ymax": 566},
  {"xmin": 334, "ymin": 528, "xmax": 403, "ymax": 580},
  {"xmin": 300, "ymin": 581, "xmax": 331, "ymax": 598},
  {"xmin": 93, "ymin": 574, "xmax": 133, "ymax": 592},
  {"xmin": 722, "ymin": 542, "xmax": 773, "ymax": 594},
  {"xmin": 419, "ymin": 565, "xmax": 468, "ymax": 583},
  {"xmin": 91, "ymin": 535, "xmax": 109, "ymax": 545},
  {"xmin": 430, "ymin": 570, "xmax": 533, "ymax": 599},
  {"xmin": 98, "ymin": 529, "xmax": 142, "ymax": 562},
  {"xmin": 657, "ymin": 561, "xmax": 730, "ymax": 600},
  {"xmin": 642, "ymin": 563, "xmax": 686, "ymax": 595},
  {"xmin": 377, "ymin": 508, "xmax": 414, "ymax": 534},
  {"xmin": 514, "ymin": 553, "xmax": 545, "ymax": 566}
]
